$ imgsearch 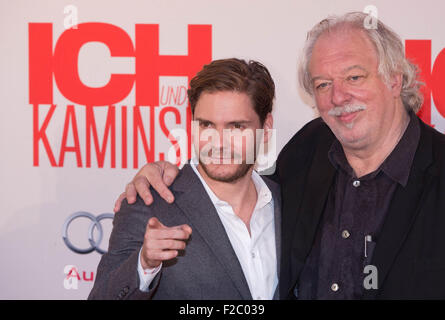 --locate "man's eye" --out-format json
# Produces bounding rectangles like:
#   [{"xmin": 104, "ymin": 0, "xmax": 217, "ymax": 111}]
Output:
[
  {"xmin": 232, "ymin": 123, "xmax": 244, "ymax": 129},
  {"xmin": 200, "ymin": 122, "xmax": 212, "ymax": 128},
  {"xmin": 316, "ymin": 82, "xmax": 330, "ymax": 90},
  {"xmin": 348, "ymin": 75, "xmax": 364, "ymax": 82}
]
